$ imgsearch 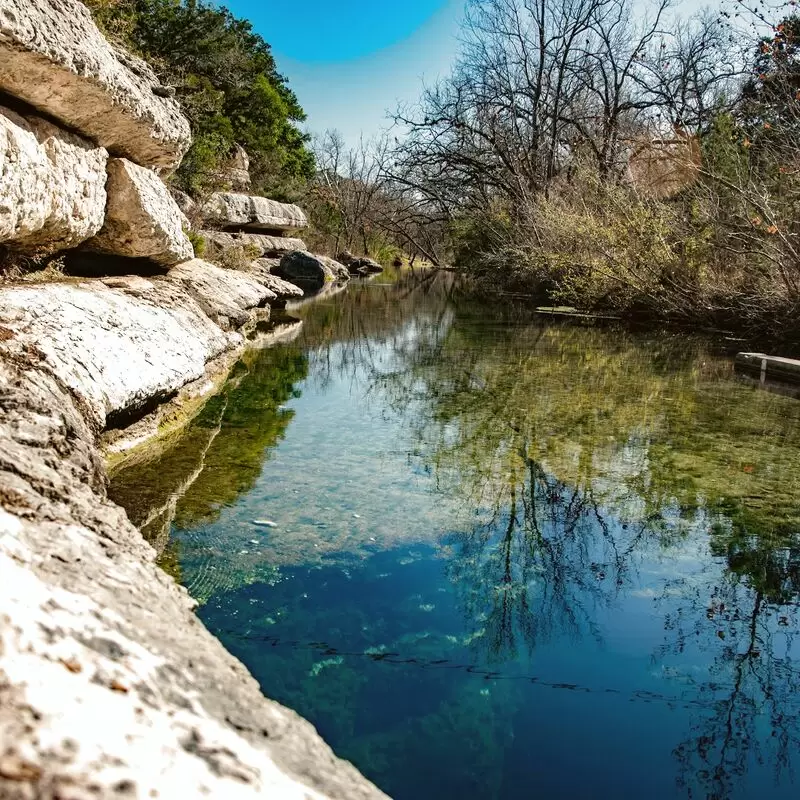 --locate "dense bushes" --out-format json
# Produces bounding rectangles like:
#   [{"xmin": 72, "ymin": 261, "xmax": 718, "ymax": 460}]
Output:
[{"xmin": 85, "ymin": 0, "xmax": 313, "ymax": 198}]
